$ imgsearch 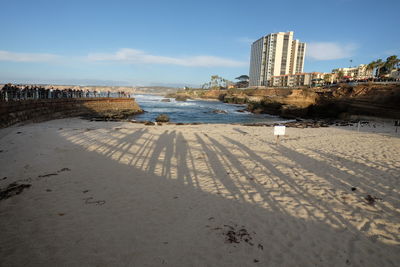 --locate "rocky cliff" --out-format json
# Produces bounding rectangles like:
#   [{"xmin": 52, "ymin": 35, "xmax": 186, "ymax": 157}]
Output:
[{"xmin": 169, "ymin": 84, "xmax": 400, "ymax": 119}]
